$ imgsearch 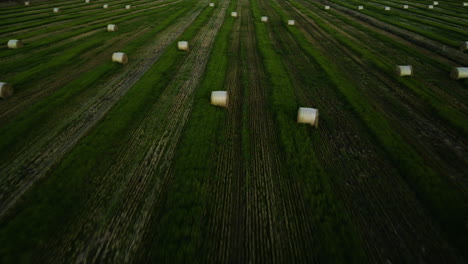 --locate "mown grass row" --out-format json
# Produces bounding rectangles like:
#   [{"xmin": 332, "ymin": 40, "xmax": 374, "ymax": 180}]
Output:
[
  {"xmin": 0, "ymin": 0, "xmax": 95, "ymax": 14},
  {"xmin": 250, "ymin": 0, "xmax": 367, "ymax": 262},
  {"xmin": 0, "ymin": 4, "xmax": 188, "ymax": 166},
  {"xmin": 0, "ymin": 3, "xmax": 179, "ymax": 76},
  {"xmin": 328, "ymin": 0, "xmax": 467, "ymax": 47},
  {"xmin": 282, "ymin": 0, "xmax": 468, "ymax": 257},
  {"xmin": 0, "ymin": 0, "xmax": 151, "ymax": 34},
  {"xmin": 0, "ymin": 0, "xmax": 178, "ymax": 50},
  {"xmin": 0, "ymin": 0, "xmax": 147, "ymax": 23},
  {"xmin": 364, "ymin": 0, "xmax": 468, "ymax": 22},
  {"xmin": 147, "ymin": 2, "xmax": 236, "ymax": 262},
  {"xmin": 0, "ymin": 2, "xmax": 214, "ymax": 263}
]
